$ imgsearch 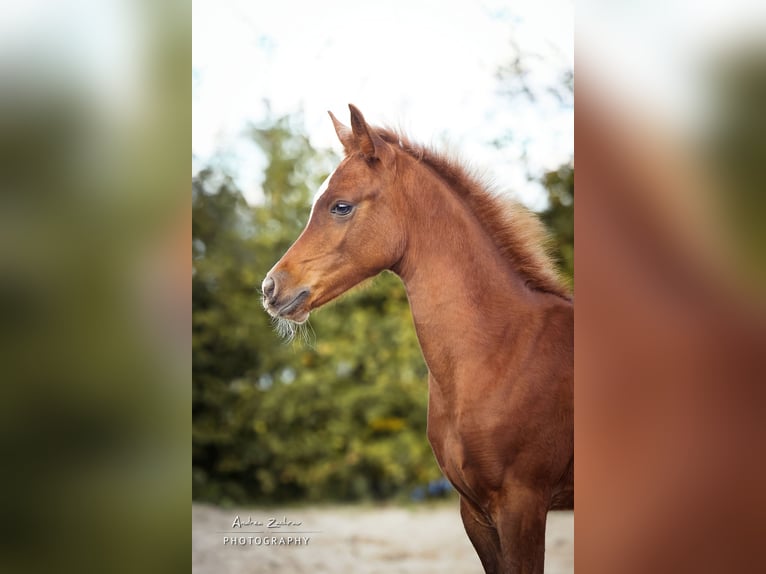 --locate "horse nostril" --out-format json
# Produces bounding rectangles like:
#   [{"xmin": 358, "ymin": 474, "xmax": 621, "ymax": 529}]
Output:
[{"xmin": 262, "ymin": 276, "xmax": 276, "ymax": 302}]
